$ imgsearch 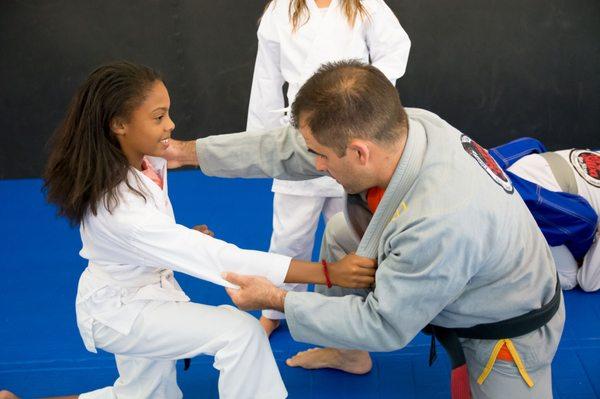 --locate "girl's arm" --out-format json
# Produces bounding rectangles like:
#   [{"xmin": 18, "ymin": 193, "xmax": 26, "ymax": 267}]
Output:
[
  {"xmin": 247, "ymin": 4, "xmax": 286, "ymax": 131},
  {"xmin": 364, "ymin": 0, "xmax": 411, "ymax": 83},
  {"xmin": 109, "ymin": 206, "xmax": 374, "ymax": 288}
]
